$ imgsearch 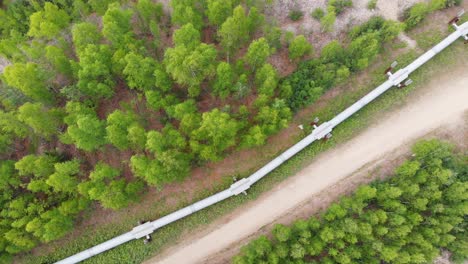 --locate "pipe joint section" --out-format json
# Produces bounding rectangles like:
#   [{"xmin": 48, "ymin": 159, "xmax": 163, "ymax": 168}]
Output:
[
  {"xmin": 131, "ymin": 222, "xmax": 154, "ymax": 239},
  {"xmin": 229, "ymin": 178, "xmax": 251, "ymax": 195}
]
